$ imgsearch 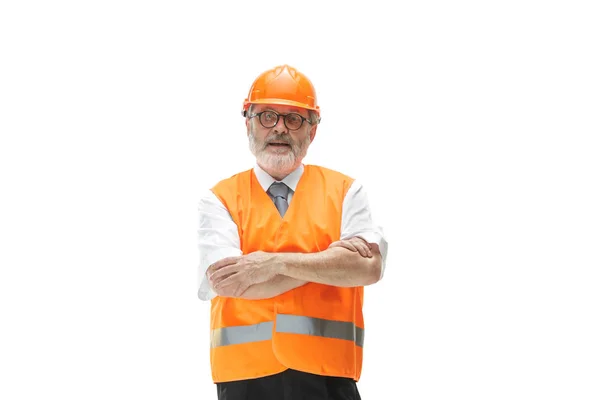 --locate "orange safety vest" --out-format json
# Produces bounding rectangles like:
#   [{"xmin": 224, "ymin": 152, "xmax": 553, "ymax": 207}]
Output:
[{"xmin": 209, "ymin": 165, "xmax": 364, "ymax": 383}]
